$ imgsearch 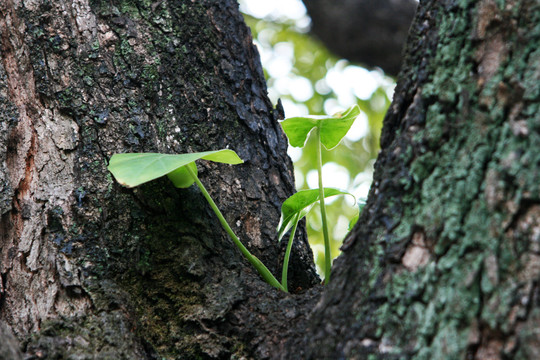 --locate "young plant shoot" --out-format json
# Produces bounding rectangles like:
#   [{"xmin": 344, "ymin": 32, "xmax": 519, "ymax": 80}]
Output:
[
  {"xmin": 108, "ymin": 106, "xmax": 361, "ymax": 292},
  {"xmin": 107, "ymin": 150, "xmax": 285, "ymax": 291},
  {"xmin": 277, "ymin": 188, "xmax": 353, "ymax": 292},
  {"xmin": 280, "ymin": 105, "xmax": 361, "ymax": 284}
]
